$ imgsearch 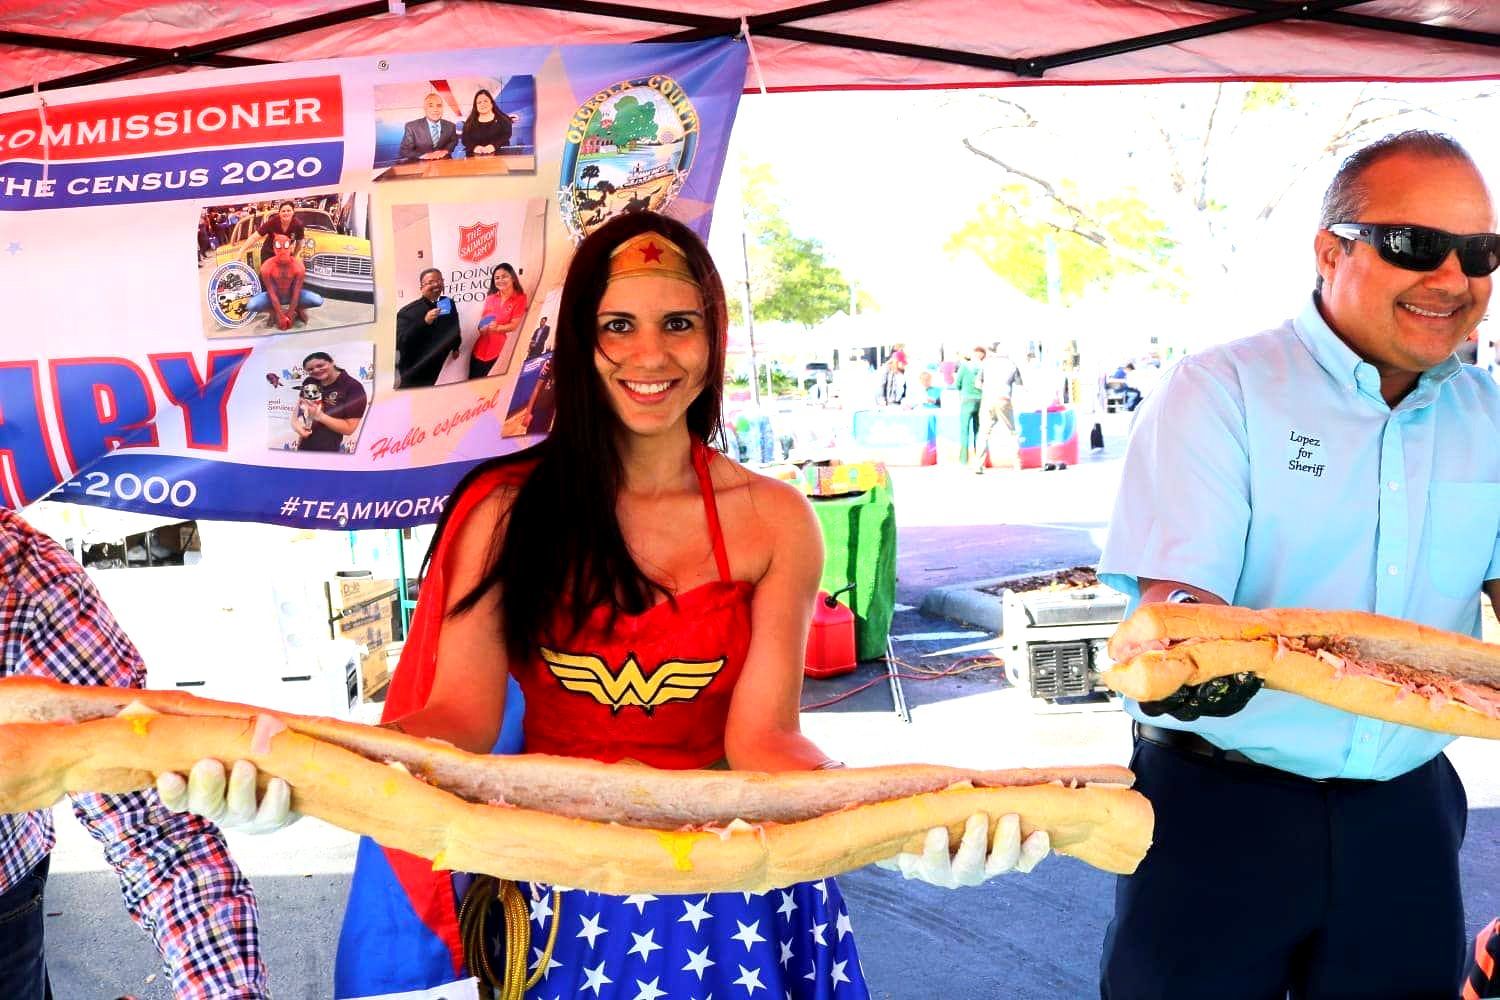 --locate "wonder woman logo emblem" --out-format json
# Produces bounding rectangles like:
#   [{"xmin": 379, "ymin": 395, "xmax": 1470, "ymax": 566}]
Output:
[{"xmin": 539, "ymin": 647, "xmax": 725, "ymax": 713}]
